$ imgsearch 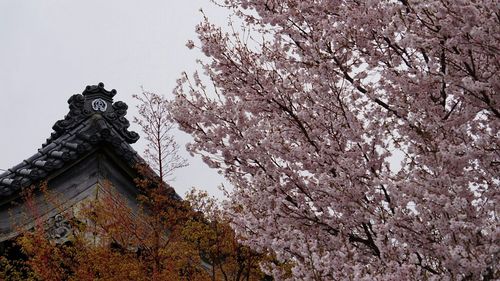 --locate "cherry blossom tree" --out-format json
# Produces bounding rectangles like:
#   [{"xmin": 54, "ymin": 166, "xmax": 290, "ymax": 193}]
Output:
[{"xmin": 170, "ymin": 0, "xmax": 499, "ymax": 279}]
